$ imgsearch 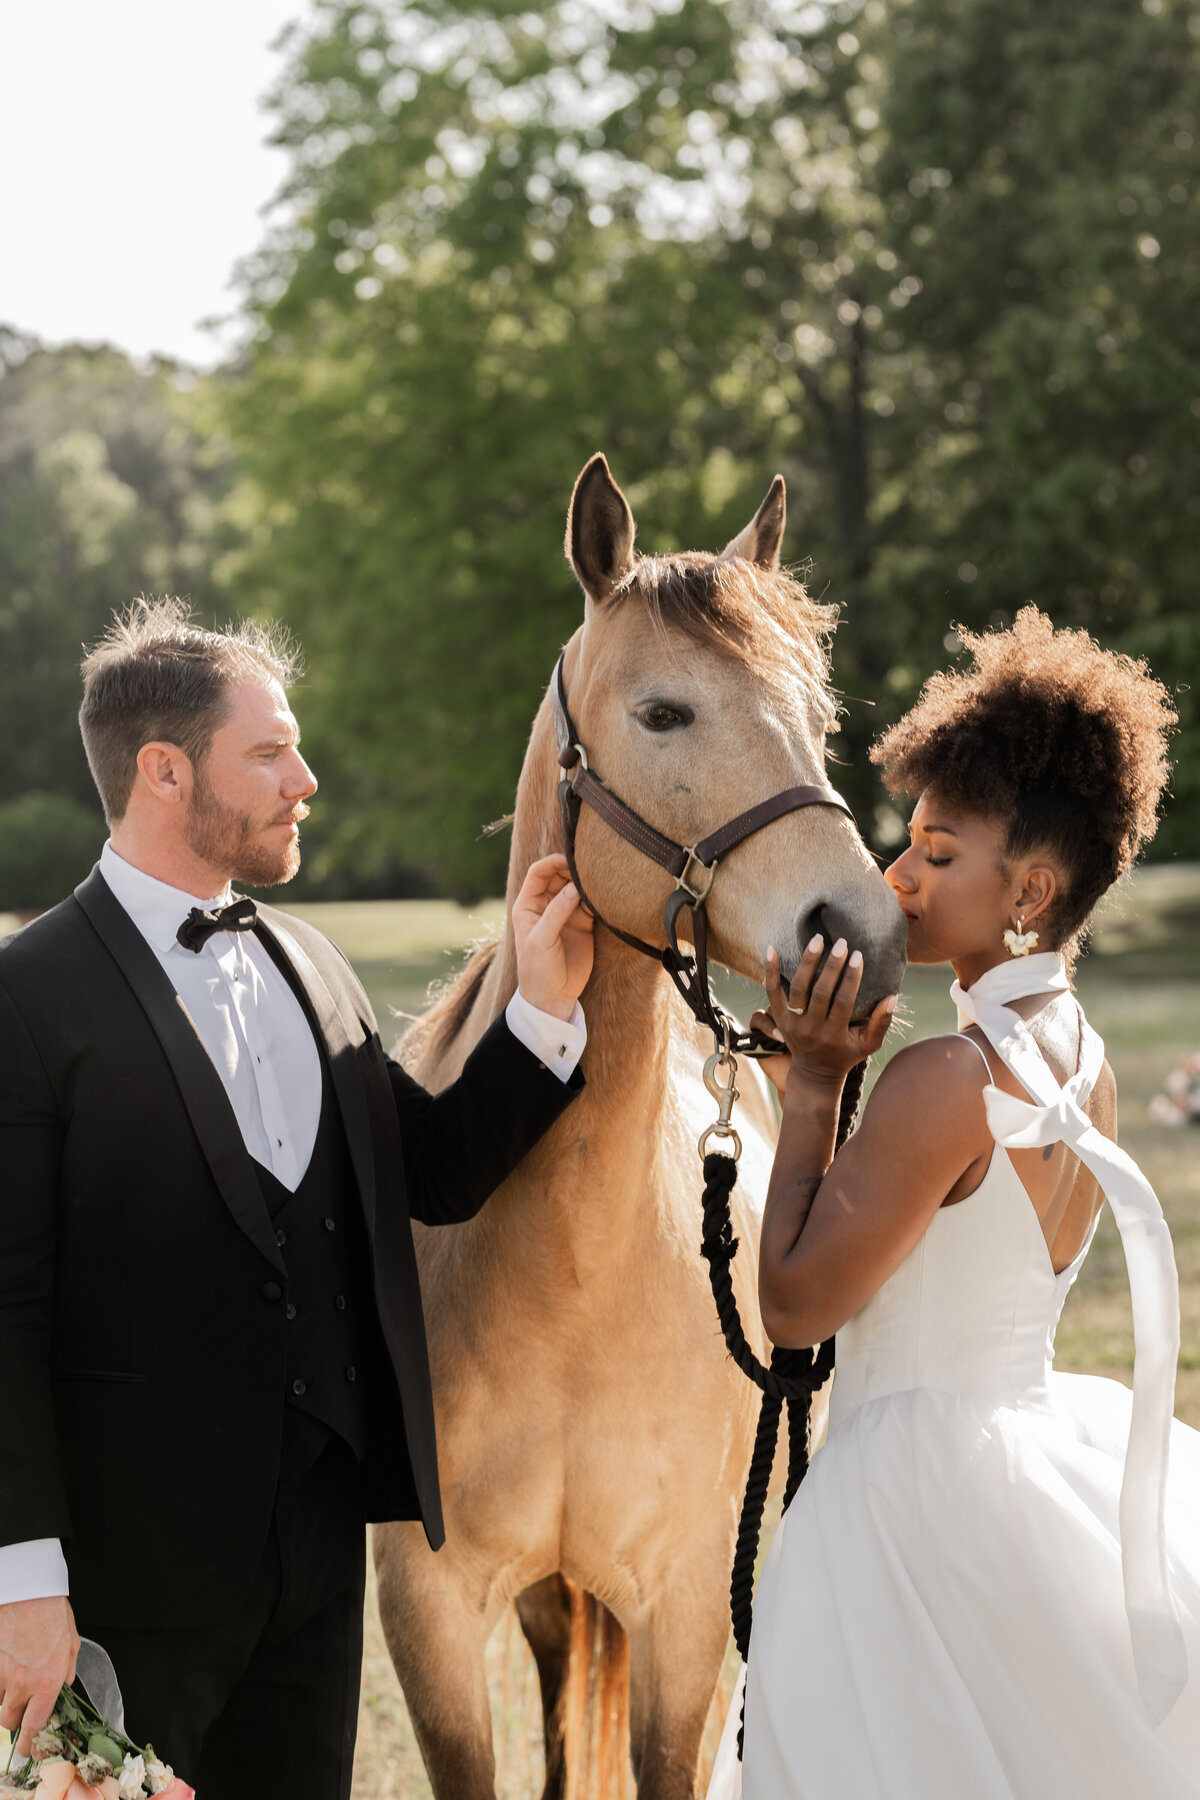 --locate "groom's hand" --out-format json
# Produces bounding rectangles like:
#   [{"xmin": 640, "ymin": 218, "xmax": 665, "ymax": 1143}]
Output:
[
  {"xmin": 0, "ymin": 1595, "xmax": 79, "ymax": 1757},
  {"xmin": 513, "ymin": 854, "xmax": 595, "ymax": 1022}
]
